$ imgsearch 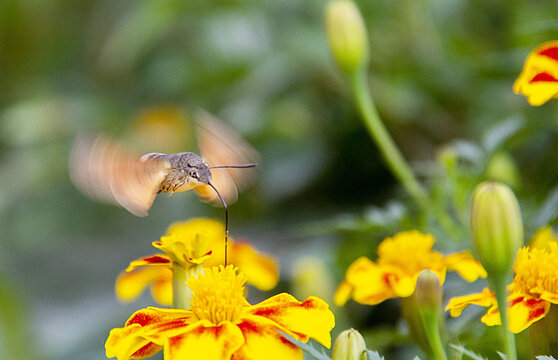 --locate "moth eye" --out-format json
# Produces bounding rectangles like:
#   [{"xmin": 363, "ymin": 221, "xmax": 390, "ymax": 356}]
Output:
[{"xmin": 189, "ymin": 169, "xmax": 199, "ymax": 179}]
